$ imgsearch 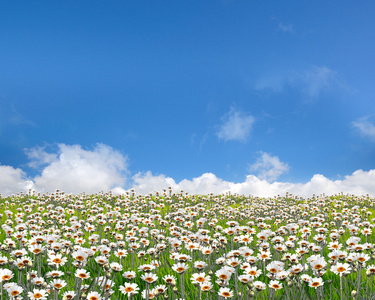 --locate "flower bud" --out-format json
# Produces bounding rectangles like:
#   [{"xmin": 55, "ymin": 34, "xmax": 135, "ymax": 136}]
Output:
[{"xmin": 351, "ymin": 290, "xmax": 357, "ymax": 297}]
